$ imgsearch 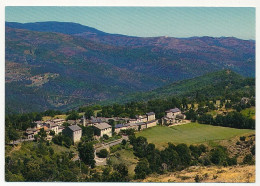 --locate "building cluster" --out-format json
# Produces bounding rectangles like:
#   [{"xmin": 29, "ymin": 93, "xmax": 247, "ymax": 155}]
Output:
[
  {"xmin": 162, "ymin": 108, "xmax": 186, "ymax": 125},
  {"xmin": 25, "ymin": 108, "xmax": 186, "ymax": 143},
  {"xmin": 114, "ymin": 112, "xmax": 158, "ymax": 133}
]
